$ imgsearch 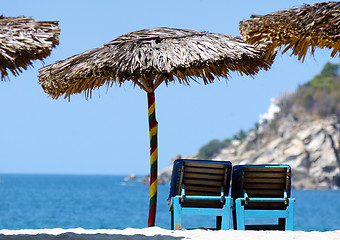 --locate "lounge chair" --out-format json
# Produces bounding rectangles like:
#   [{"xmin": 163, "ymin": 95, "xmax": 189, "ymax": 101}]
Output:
[
  {"xmin": 168, "ymin": 159, "xmax": 233, "ymax": 230},
  {"xmin": 231, "ymin": 164, "xmax": 295, "ymax": 230}
]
